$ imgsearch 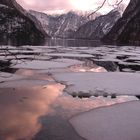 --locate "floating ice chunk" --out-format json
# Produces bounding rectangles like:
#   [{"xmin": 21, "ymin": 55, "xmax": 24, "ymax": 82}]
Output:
[
  {"xmin": 54, "ymin": 72, "xmax": 140, "ymax": 96},
  {"xmin": 70, "ymin": 101, "xmax": 140, "ymax": 140}
]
